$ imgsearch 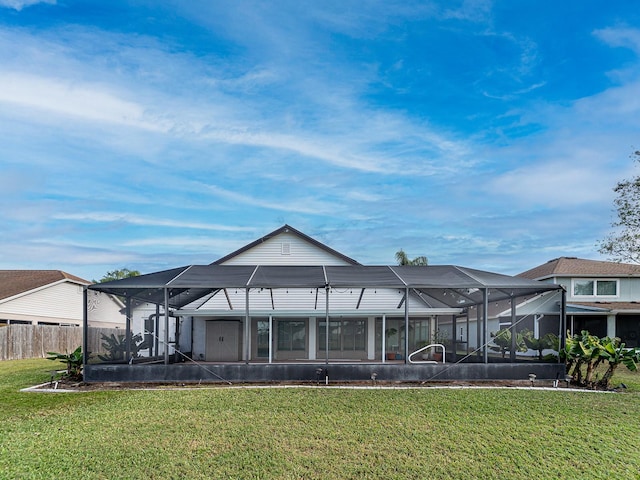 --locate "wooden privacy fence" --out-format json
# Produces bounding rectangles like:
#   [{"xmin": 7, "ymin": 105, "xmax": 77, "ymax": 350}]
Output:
[
  {"xmin": 1, "ymin": 325, "xmax": 134, "ymax": 361},
  {"xmin": 0, "ymin": 325, "xmax": 83, "ymax": 361}
]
